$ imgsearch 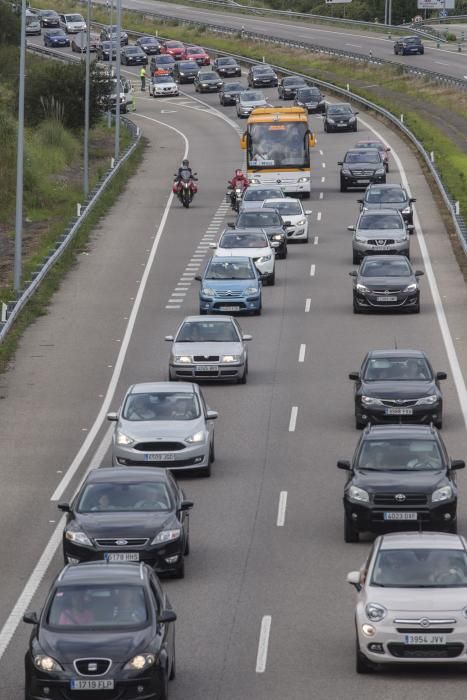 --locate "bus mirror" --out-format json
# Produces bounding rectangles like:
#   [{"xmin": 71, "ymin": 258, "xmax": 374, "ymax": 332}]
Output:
[
  {"xmin": 240, "ymin": 133, "xmax": 247, "ymax": 150},
  {"xmin": 308, "ymin": 132, "xmax": 317, "ymax": 147}
]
